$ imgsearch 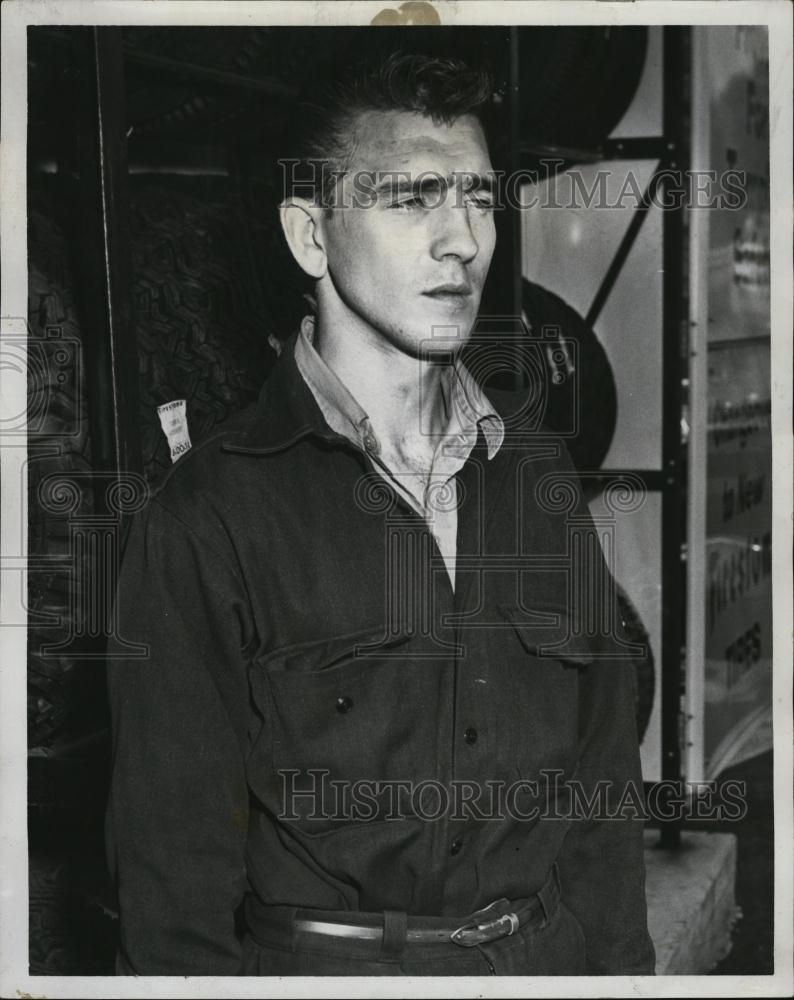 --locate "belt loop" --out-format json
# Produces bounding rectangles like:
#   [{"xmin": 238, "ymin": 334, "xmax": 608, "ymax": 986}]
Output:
[
  {"xmin": 379, "ymin": 909, "xmax": 408, "ymax": 961},
  {"xmin": 537, "ymin": 863, "xmax": 560, "ymax": 927},
  {"xmin": 244, "ymin": 897, "xmax": 299, "ymax": 953},
  {"xmin": 286, "ymin": 905, "xmax": 299, "ymax": 951}
]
